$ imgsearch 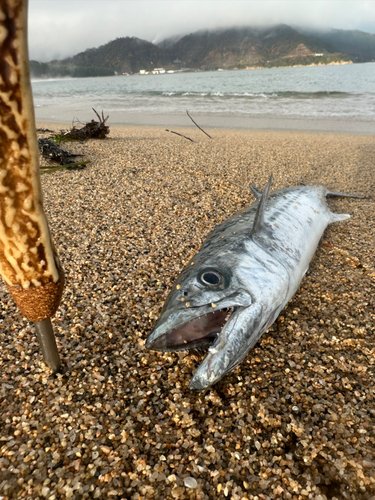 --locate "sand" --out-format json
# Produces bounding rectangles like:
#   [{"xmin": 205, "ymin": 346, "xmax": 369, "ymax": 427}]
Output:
[
  {"xmin": 0, "ymin": 124, "xmax": 374, "ymax": 499},
  {"xmin": 33, "ymin": 110, "xmax": 375, "ymax": 135}
]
